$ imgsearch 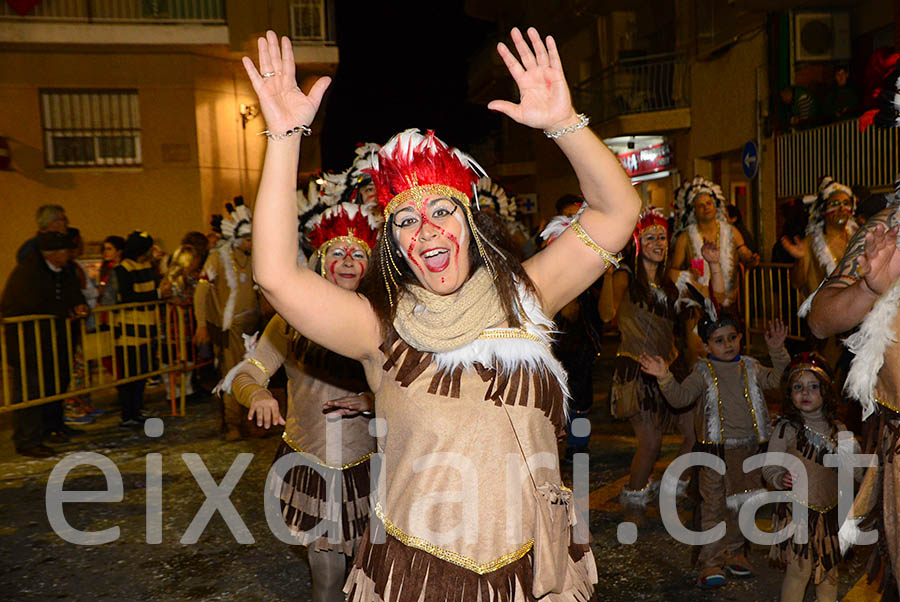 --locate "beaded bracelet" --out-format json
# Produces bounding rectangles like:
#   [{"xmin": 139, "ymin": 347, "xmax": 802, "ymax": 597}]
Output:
[
  {"xmin": 543, "ymin": 113, "xmax": 590, "ymax": 139},
  {"xmin": 258, "ymin": 125, "xmax": 312, "ymax": 141},
  {"xmin": 569, "ymin": 220, "xmax": 621, "ymax": 268}
]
